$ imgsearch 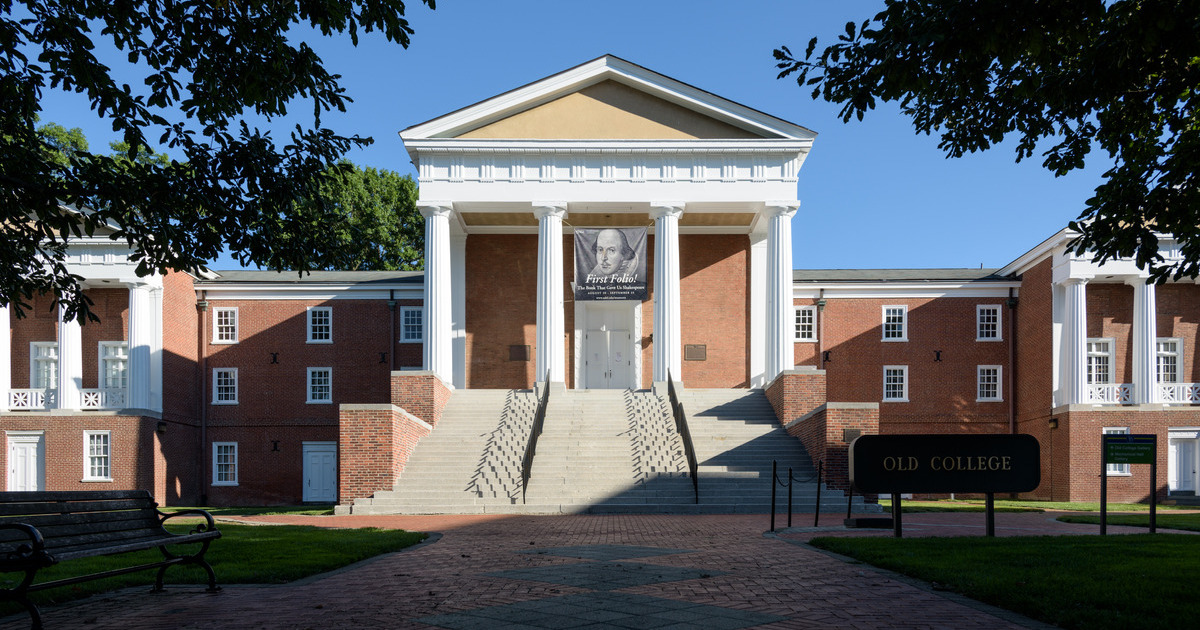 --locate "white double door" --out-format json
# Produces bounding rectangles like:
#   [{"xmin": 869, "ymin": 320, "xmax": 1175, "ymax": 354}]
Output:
[
  {"xmin": 584, "ymin": 304, "xmax": 635, "ymax": 389},
  {"xmin": 1169, "ymin": 433, "xmax": 1199, "ymax": 495},
  {"xmin": 7, "ymin": 432, "xmax": 45, "ymax": 492}
]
